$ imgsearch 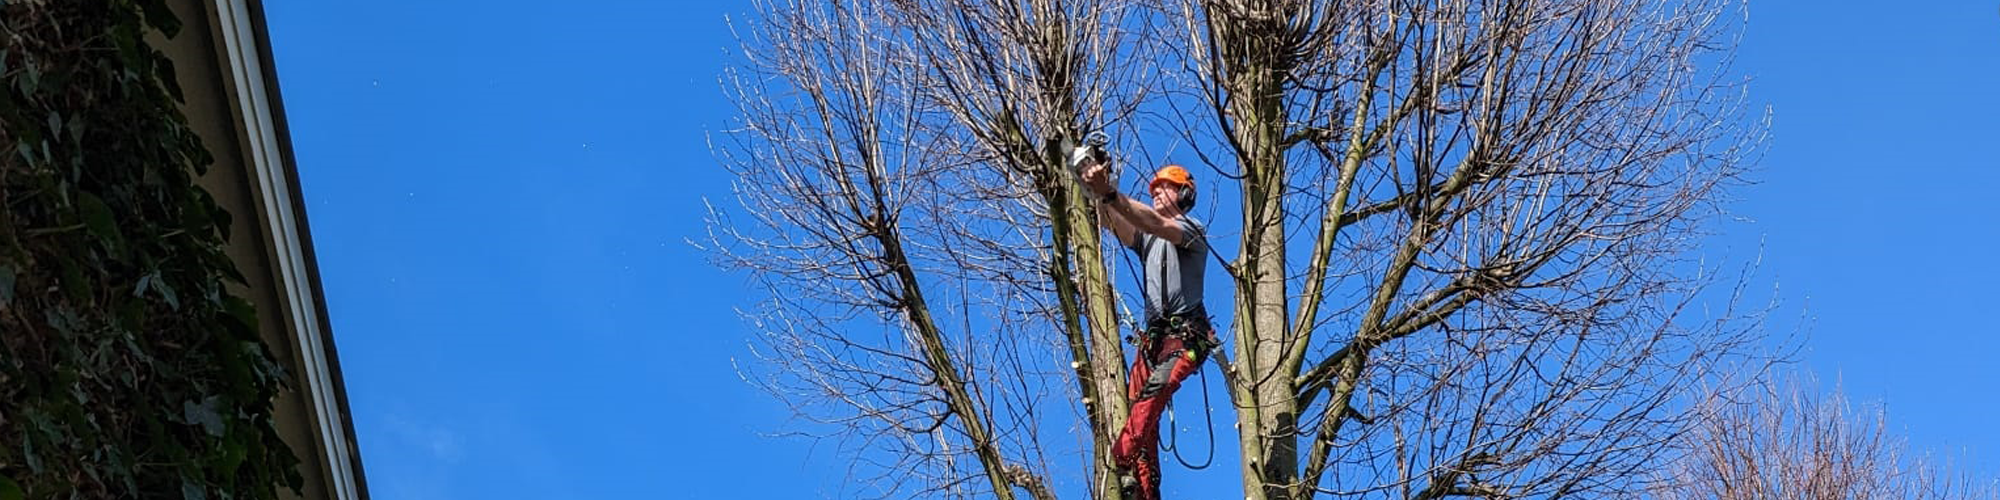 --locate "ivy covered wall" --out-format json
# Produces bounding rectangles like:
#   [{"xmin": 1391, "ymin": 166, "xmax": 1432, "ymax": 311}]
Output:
[{"xmin": 1, "ymin": 1, "xmax": 302, "ymax": 498}]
